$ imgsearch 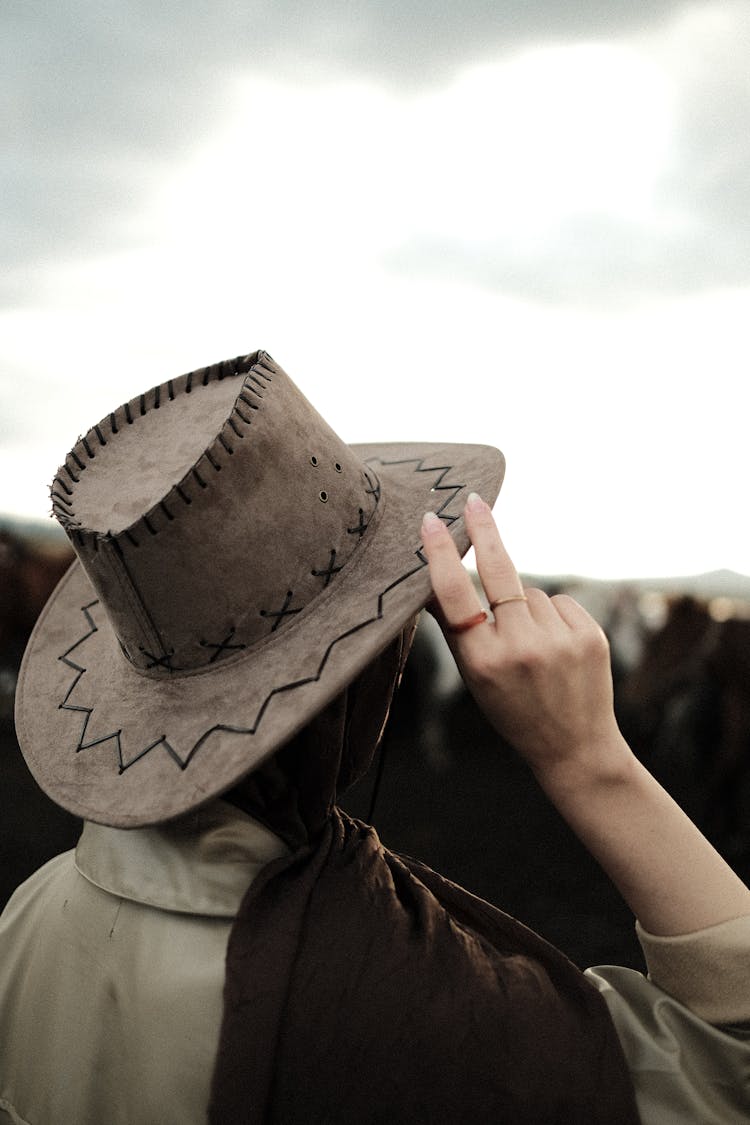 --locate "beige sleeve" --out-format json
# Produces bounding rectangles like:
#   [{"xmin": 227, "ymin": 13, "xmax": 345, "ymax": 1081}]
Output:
[
  {"xmin": 635, "ymin": 913, "xmax": 750, "ymax": 1025},
  {"xmin": 585, "ymin": 964, "xmax": 750, "ymax": 1124}
]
